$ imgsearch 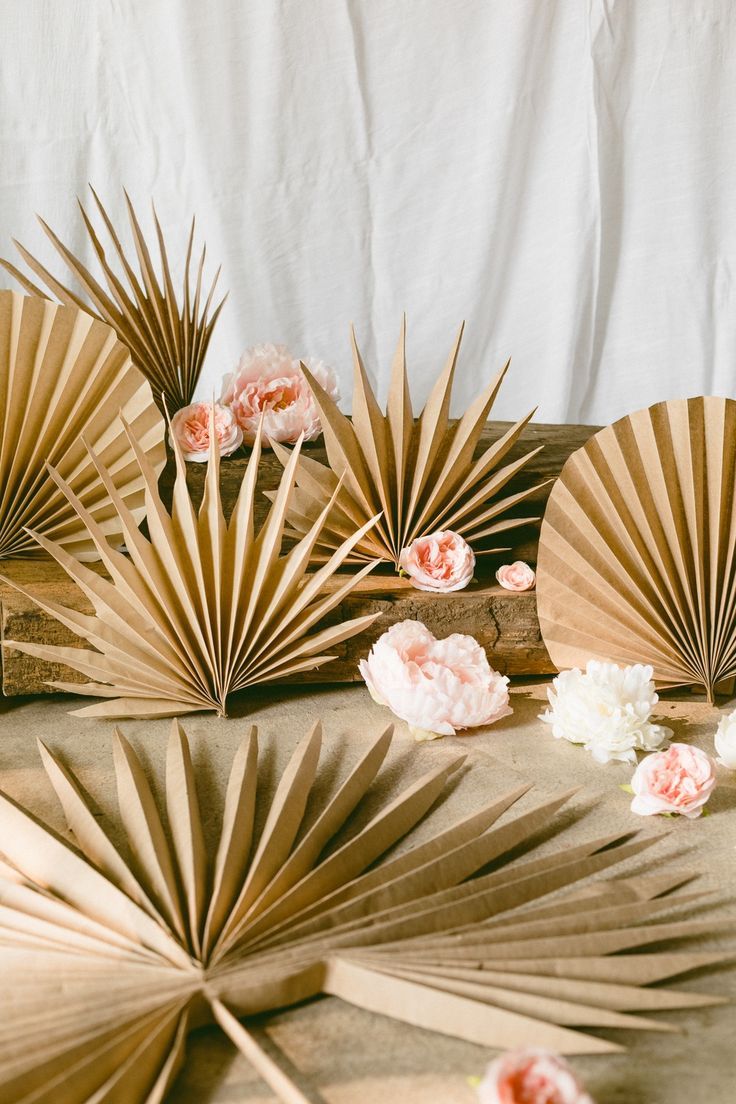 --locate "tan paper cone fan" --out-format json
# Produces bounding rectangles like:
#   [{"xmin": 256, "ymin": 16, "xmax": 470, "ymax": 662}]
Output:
[
  {"xmin": 536, "ymin": 396, "xmax": 736, "ymax": 700},
  {"xmin": 0, "ymin": 188, "xmax": 226, "ymax": 412},
  {"xmin": 0, "ymin": 720, "xmax": 727, "ymax": 1104},
  {"xmin": 0, "ymin": 412, "xmax": 381, "ymax": 717},
  {"xmin": 270, "ymin": 317, "xmax": 546, "ymax": 566},
  {"xmin": 0, "ymin": 290, "xmax": 165, "ymax": 561}
]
